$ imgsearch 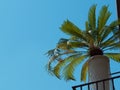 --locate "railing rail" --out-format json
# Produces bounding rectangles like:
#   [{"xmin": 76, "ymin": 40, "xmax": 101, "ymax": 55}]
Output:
[{"xmin": 72, "ymin": 71, "xmax": 120, "ymax": 90}]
